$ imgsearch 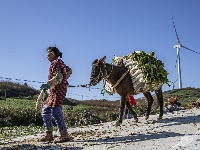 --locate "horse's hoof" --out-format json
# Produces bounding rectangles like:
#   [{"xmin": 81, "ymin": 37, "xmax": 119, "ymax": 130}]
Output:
[
  {"xmin": 157, "ymin": 116, "xmax": 162, "ymax": 120},
  {"xmin": 134, "ymin": 118, "xmax": 138, "ymax": 123},
  {"xmin": 115, "ymin": 121, "xmax": 121, "ymax": 126}
]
